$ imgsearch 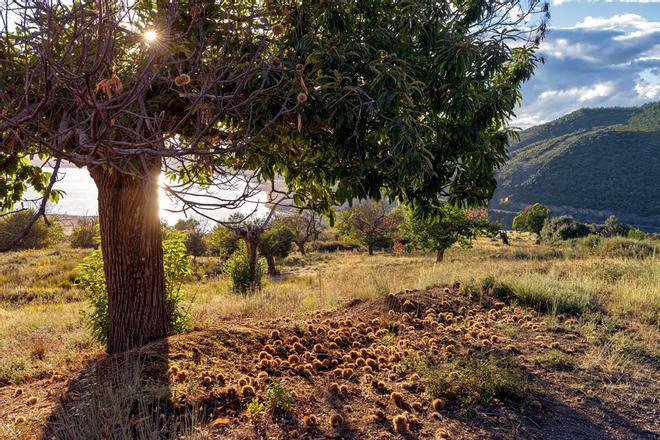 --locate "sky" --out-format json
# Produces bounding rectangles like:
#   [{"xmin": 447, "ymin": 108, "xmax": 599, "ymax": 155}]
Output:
[{"xmin": 515, "ymin": 0, "xmax": 660, "ymax": 127}]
